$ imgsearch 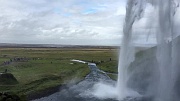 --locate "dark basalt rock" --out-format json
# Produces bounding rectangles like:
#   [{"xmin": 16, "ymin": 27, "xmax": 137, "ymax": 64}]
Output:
[{"xmin": 0, "ymin": 92, "xmax": 21, "ymax": 101}]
